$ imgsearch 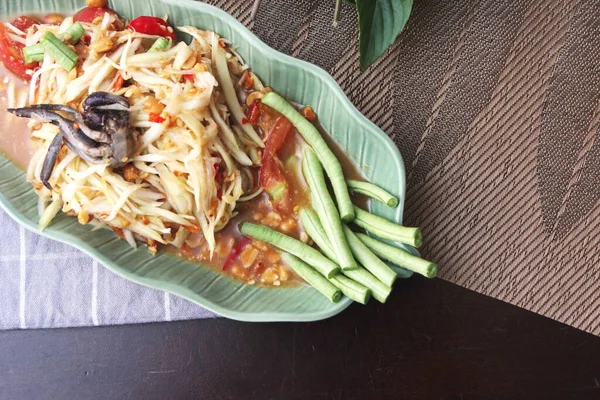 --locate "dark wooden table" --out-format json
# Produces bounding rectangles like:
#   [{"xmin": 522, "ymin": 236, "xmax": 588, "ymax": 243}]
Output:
[{"xmin": 1, "ymin": 277, "xmax": 598, "ymax": 400}]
